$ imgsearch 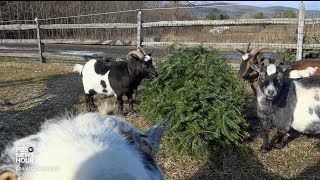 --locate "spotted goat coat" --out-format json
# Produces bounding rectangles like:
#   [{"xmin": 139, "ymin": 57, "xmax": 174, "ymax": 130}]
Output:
[{"xmin": 251, "ymin": 62, "xmax": 320, "ymax": 152}]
